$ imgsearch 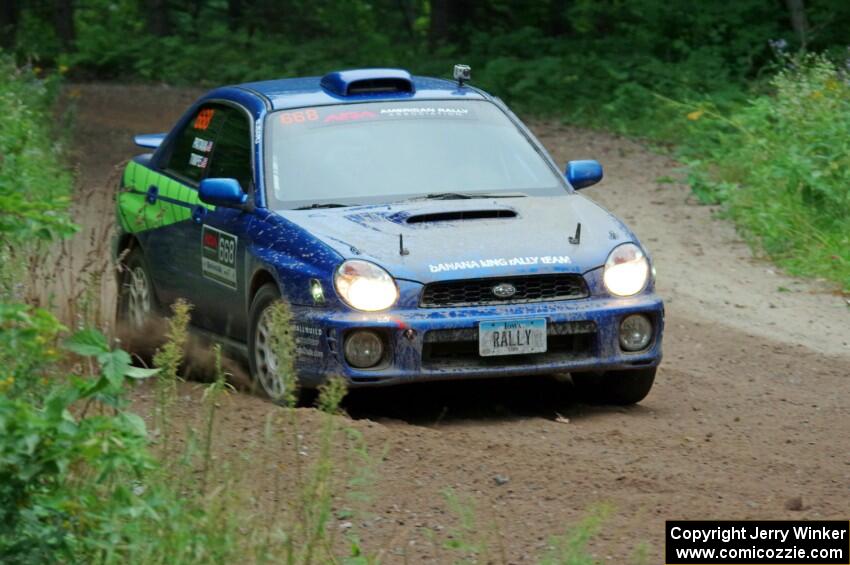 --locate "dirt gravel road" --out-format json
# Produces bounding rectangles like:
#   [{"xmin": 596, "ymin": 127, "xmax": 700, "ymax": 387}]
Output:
[{"xmin": 65, "ymin": 84, "xmax": 849, "ymax": 562}]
